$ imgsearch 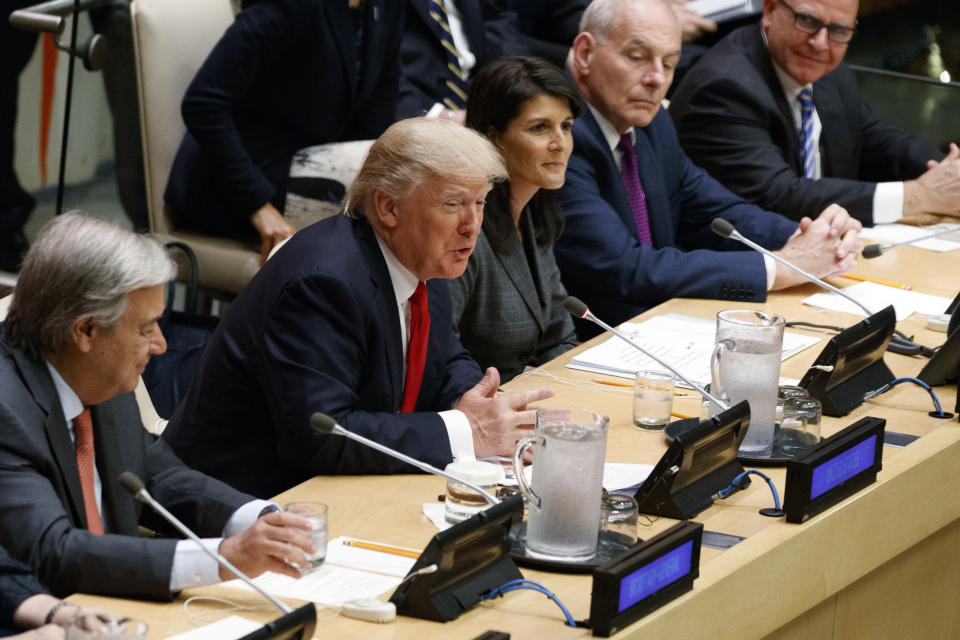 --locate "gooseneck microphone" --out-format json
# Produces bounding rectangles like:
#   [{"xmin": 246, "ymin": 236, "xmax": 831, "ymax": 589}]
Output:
[
  {"xmin": 862, "ymin": 226, "xmax": 959, "ymax": 259},
  {"xmin": 118, "ymin": 471, "xmax": 292, "ymax": 614},
  {"xmin": 309, "ymin": 413, "xmax": 500, "ymax": 505},
  {"xmin": 562, "ymin": 297, "xmax": 729, "ymax": 409},
  {"xmin": 710, "ymin": 218, "xmax": 875, "ymax": 317}
]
